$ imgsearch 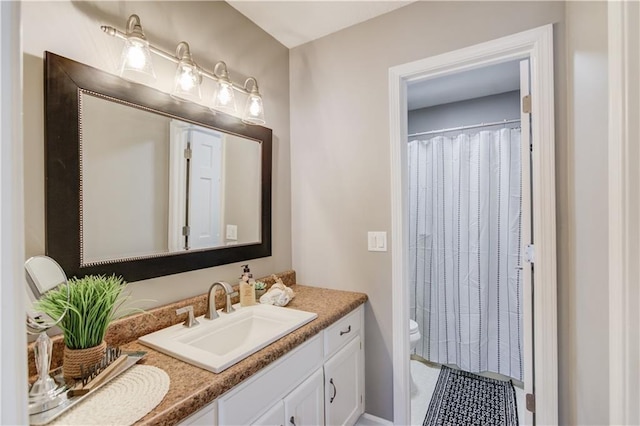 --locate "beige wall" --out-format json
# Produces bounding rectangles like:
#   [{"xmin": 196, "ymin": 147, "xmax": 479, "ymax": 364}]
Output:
[
  {"xmin": 288, "ymin": 1, "xmax": 611, "ymax": 422},
  {"xmin": 22, "ymin": 1, "xmax": 291, "ymax": 307},
  {"xmin": 563, "ymin": 1, "xmax": 609, "ymax": 424}
]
